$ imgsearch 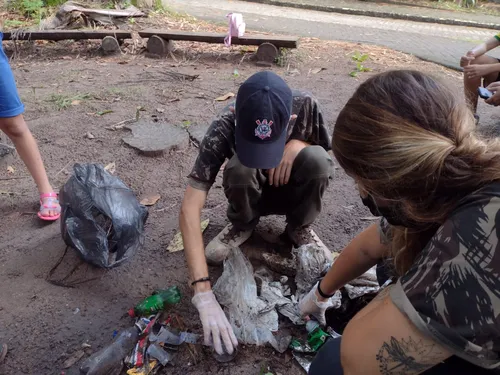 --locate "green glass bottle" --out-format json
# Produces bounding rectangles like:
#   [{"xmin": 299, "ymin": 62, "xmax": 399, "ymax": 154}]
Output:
[{"xmin": 128, "ymin": 286, "xmax": 181, "ymax": 317}]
